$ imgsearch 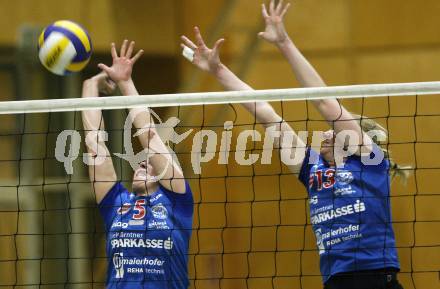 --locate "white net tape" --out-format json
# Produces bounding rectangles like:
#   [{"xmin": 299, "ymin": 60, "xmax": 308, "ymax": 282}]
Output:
[{"xmin": 1, "ymin": 81, "xmax": 440, "ymax": 114}]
